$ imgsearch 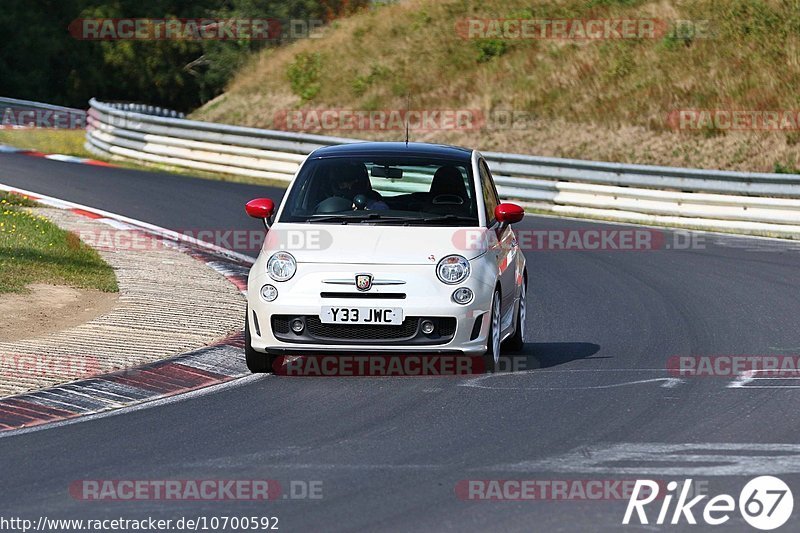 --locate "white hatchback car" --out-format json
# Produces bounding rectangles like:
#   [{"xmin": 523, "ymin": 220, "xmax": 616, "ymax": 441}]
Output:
[{"xmin": 244, "ymin": 142, "xmax": 526, "ymax": 373}]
